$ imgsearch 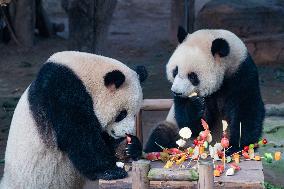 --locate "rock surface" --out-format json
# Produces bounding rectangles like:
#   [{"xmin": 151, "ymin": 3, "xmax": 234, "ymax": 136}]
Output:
[
  {"xmin": 195, "ymin": 0, "xmax": 284, "ymax": 65},
  {"xmin": 260, "ymin": 103, "xmax": 284, "ymax": 187}
]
